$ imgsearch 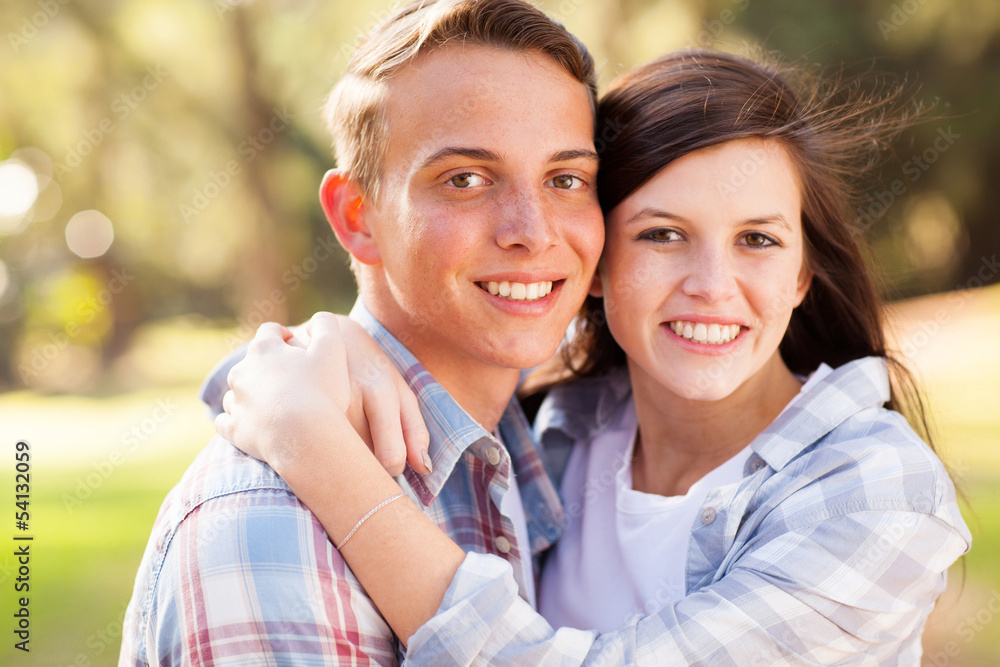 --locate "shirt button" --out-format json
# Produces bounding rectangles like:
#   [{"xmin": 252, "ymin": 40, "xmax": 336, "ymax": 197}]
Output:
[
  {"xmin": 701, "ymin": 507, "xmax": 717, "ymax": 525},
  {"xmin": 486, "ymin": 446, "xmax": 503, "ymax": 467},
  {"xmin": 494, "ymin": 535, "xmax": 512, "ymax": 554},
  {"xmin": 748, "ymin": 458, "xmax": 766, "ymax": 473}
]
